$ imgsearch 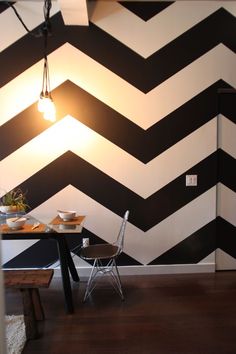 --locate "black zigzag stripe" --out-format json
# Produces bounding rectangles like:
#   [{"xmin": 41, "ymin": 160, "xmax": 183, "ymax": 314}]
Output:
[
  {"xmin": 6, "ymin": 215, "xmax": 235, "ymax": 268},
  {"xmin": 148, "ymin": 219, "xmax": 216, "ymax": 265},
  {"xmin": 145, "ymin": 216, "xmax": 236, "ymax": 265},
  {"xmin": 0, "ymin": 80, "xmax": 231, "ymax": 163},
  {"xmin": 218, "ymin": 149, "xmax": 236, "ymax": 193},
  {"xmin": 219, "ymin": 90, "xmax": 236, "ymax": 124},
  {"xmin": 3, "ymin": 228, "xmax": 141, "ymax": 268},
  {"xmin": 3, "ymin": 239, "xmax": 59, "ymax": 269},
  {"xmin": 217, "ymin": 217, "xmax": 236, "ymax": 259},
  {"xmin": 68, "ymin": 8, "xmax": 236, "ymax": 93},
  {"xmin": 15, "ymin": 151, "xmax": 217, "ymax": 232},
  {"xmin": 0, "ymin": 2, "xmax": 11, "ymax": 13},
  {"xmin": 0, "ymin": 9, "xmax": 235, "ymax": 92},
  {"xmin": 119, "ymin": 1, "xmax": 174, "ymax": 21},
  {"xmin": 0, "ymin": 13, "xmax": 65, "ymax": 89}
]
